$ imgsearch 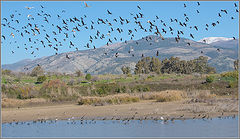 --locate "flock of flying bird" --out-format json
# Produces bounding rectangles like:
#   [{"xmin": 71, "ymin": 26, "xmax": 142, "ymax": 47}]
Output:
[{"xmin": 1, "ymin": 2, "xmax": 238, "ymax": 62}]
